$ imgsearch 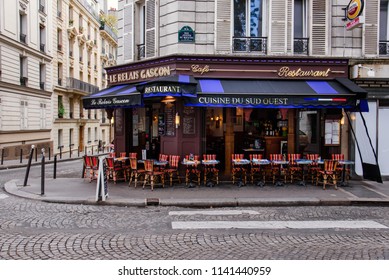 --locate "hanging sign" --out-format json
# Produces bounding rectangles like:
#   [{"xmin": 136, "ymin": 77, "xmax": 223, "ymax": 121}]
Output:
[
  {"xmin": 178, "ymin": 26, "xmax": 195, "ymax": 43},
  {"xmin": 346, "ymin": 0, "xmax": 365, "ymax": 30}
]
